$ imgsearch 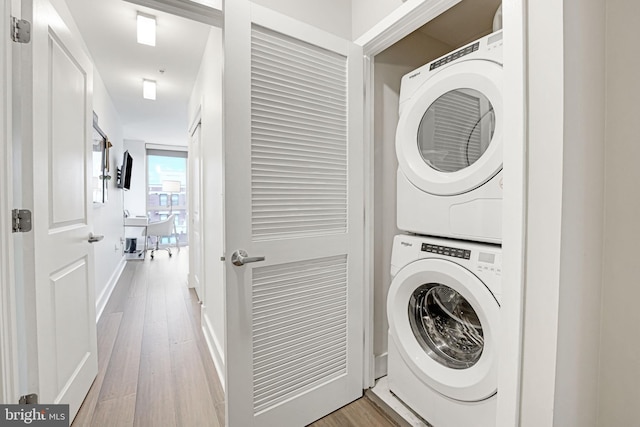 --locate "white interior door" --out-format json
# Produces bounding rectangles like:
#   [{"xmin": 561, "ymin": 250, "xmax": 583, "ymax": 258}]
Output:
[
  {"xmin": 189, "ymin": 120, "xmax": 203, "ymax": 301},
  {"xmin": 21, "ymin": 0, "xmax": 98, "ymax": 419},
  {"xmin": 223, "ymin": 2, "xmax": 364, "ymax": 426}
]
